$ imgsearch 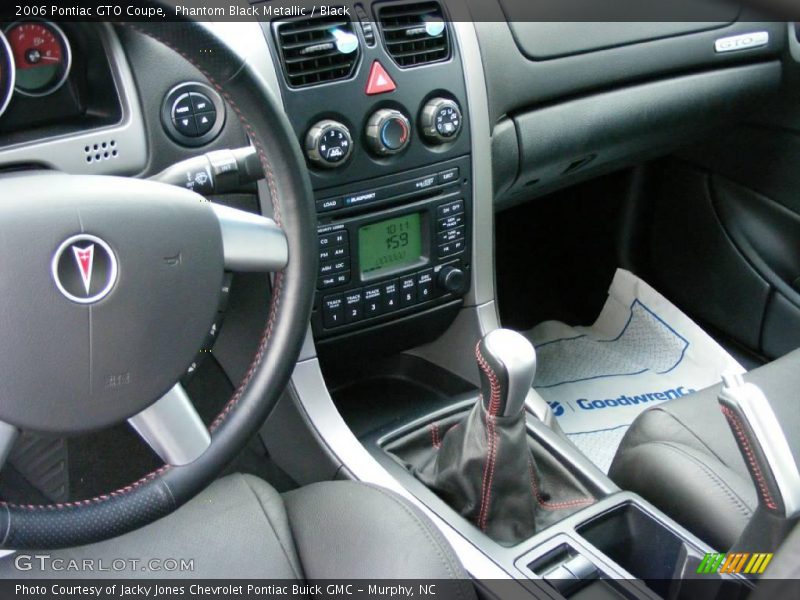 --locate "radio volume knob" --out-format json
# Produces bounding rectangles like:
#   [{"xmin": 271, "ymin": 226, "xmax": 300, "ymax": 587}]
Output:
[
  {"xmin": 421, "ymin": 98, "xmax": 462, "ymax": 144},
  {"xmin": 366, "ymin": 109, "xmax": 411, "ymax": 156},
  {"xmin": 305, "ymin": 120, "xmax": 353, "ymax": 169},
  {"xmin": 437, "ymin": 266, "xmax": 466, "ymax": 295}
]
